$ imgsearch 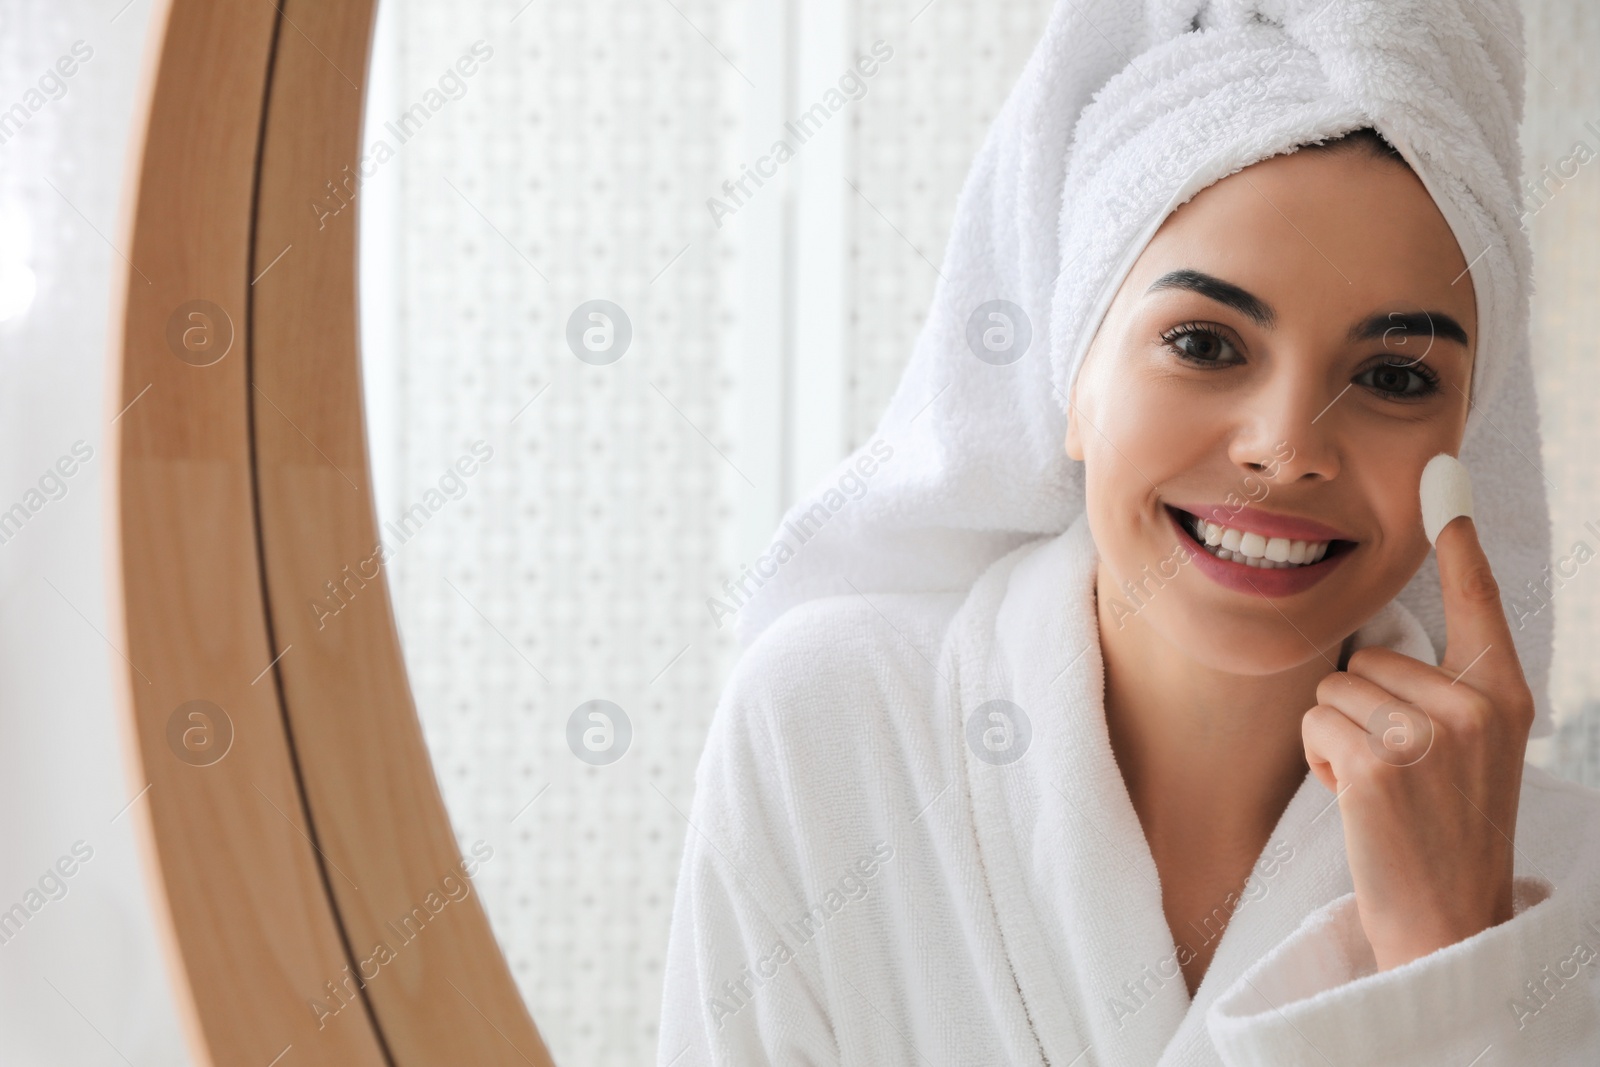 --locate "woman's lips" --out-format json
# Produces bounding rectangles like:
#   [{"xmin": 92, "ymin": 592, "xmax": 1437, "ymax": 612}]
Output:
[{"xmin": 1165, "ymin": 505, "xmax": 1352, "ymax": 598}]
